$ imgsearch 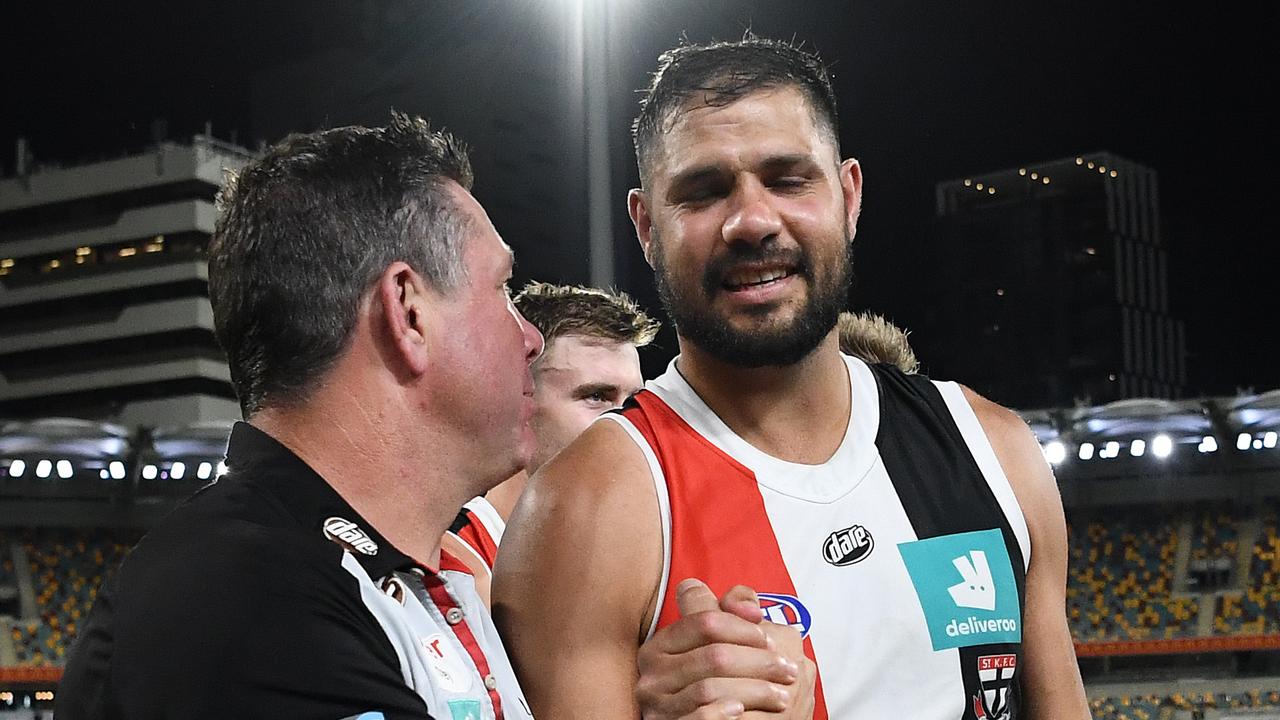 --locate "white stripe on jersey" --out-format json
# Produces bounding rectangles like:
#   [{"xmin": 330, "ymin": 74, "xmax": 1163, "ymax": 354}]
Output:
[
  {"xmin": 464, "ymin": 496, "xmax": 507, "ymax": 547},
  {"xmin": 933, "ymin": 381, "xmax": 1033, "ymax": 569},
  {"xmin": 598, "ymin": 412, "xmax": 674, "ymax": 641}
]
